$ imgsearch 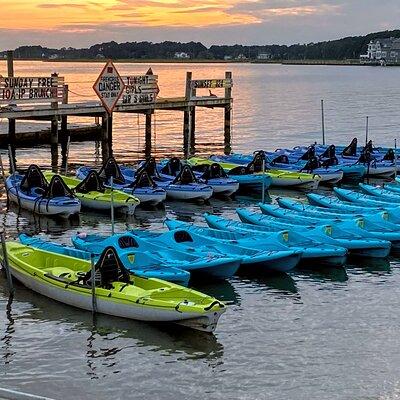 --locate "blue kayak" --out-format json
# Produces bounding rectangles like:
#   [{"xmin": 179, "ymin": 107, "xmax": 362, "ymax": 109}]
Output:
[
  {"xmin": 241, "ymin": 206, "xmax": 400, "ymax": 252},
  {"xmin": 204, "ymin": 213, "xmax": 350, "ymax": 266},
  {"xmin": 359, "ymin": 183, "xmax": 400, "ymax": 203},
  {"xmin": 72, "ymin": 232, "xmax": 240, "ymax": 280},
  {"xmin": 333, "ymin": 187, "xmax": 400, "ymax": 208},
  {"xmin": 121, "ymin": 159, "xmax": 214, "ymax": 201},
  {"xmin": 307, "ymin": 193, "xmax": 400, "ymax": 215},
  {"xmin": 5, "ymin": 165, "xmax": 81, "ymax": 217},
  {"xmin": 128, "ymin": 228, "xmax": 298, "ymax": 273},
  {"xmin": 160, "ymin": 158, "xmax": 240, "ymax": 197},
  {"xmin": 19, "ymin": 234, "xmax": 191, "ymax": 286},
  {"xmin": 259, "ymin": 202, "xmax": 400, "ymax": 233},
  {"xmin": 163, "ymin": 220, "xmax": 302, "ymax": 273},
  {"xmin": 278, "ymin": 197, "xmax": 400, "ymax": 224}
]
